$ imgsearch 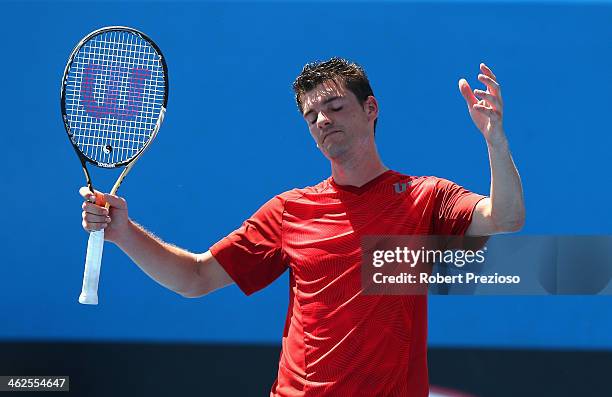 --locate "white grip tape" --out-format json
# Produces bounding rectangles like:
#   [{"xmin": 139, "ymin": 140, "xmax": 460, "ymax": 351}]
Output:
[{"xmin": 78, "ymin": 229, "xmax": 105, "ymax": 305}]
